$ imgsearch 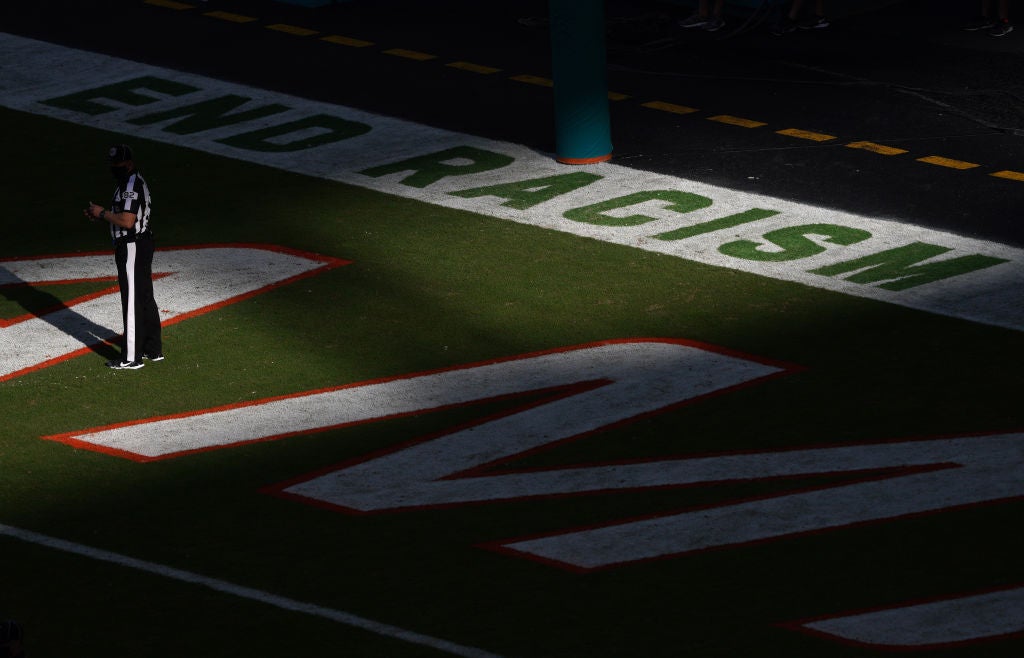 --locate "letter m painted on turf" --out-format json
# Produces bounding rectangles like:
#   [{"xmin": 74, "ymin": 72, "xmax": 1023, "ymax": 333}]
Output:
[
  {"xmin": 810, "ymin": 242, "xmax": 1008, "ymax": 290},
  {"xmin": 496, "ymin": 432, "xmax": 1024, "ymax": 570},
  {"xmin": 48, "ymin": 342, "xmax": 1024, "ymax": 575},
  {"xmin": 48, "ymin": 340, "xmax": 784, "ymax": 461}
]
